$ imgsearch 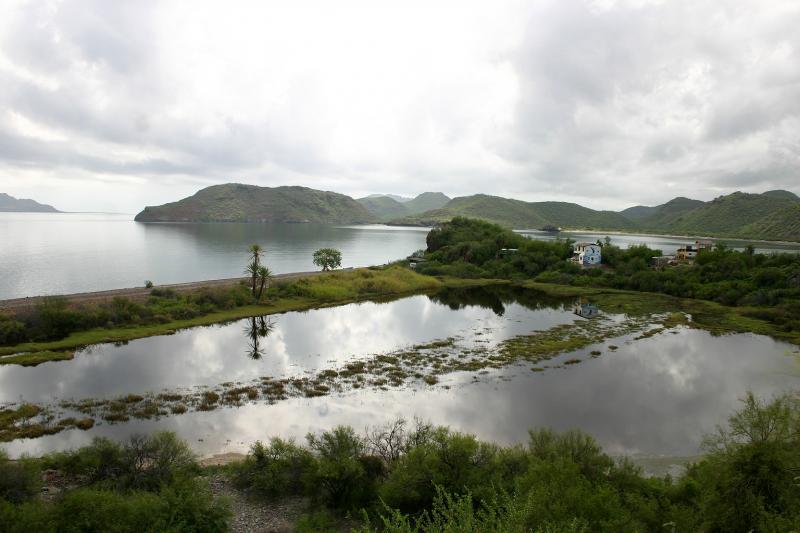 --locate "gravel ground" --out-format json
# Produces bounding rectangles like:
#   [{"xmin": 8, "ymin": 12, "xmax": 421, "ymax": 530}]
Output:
[{"xmin": 208, "ymin": 474, "xmax": 307, "ymax": 533}]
